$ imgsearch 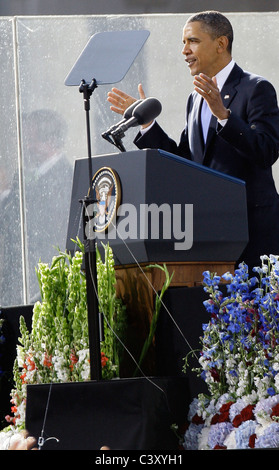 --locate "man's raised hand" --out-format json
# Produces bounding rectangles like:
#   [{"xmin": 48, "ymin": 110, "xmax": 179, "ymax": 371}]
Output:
[{"xmin": 107, "ymin": 84, "xmax": 146, "ymax": 115}]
